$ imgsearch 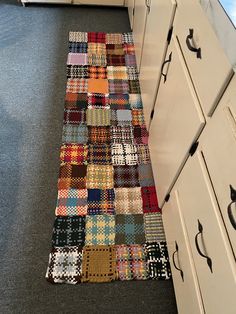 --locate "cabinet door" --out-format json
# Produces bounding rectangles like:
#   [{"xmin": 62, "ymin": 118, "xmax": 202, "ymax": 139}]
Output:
[
  {"xmin": 201, "ymin": 75, "xmax": 236, "ymax": 256},
  {"xmin": 163, "ymin": 192, "xmax": 204, "ymax": 314},
  {"xmin": 149, "ymin": 36, "xmax": 205, "ymax": 206},
  {"xmin": 139, "ymin": 0, "xmax": 176, "ymax": 127},
  {"xmin": 125, "ymin": 0, "xmax": 135, "ymax": 29},
  {"xmin": 176, "ymin": 151, "xmax": 236, "ymax": 314},
  {"xmin": 132, "ymin": 0, "xmax": 148, "ymax": 70}
]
